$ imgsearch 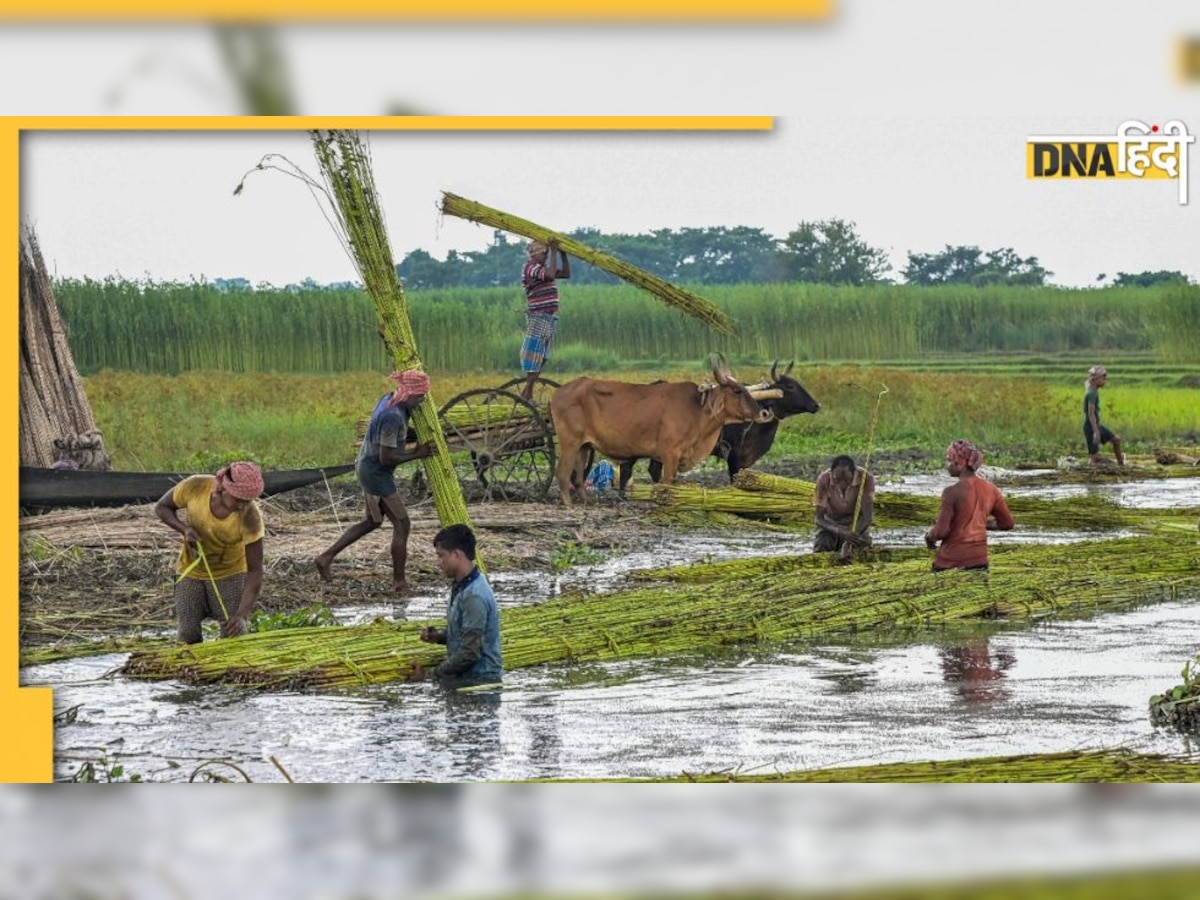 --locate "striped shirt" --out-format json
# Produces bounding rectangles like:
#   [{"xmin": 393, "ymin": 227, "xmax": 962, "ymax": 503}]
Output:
[{"xmin": 522, "ymin": 260, "xmax": 559, "ymax": 314}]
